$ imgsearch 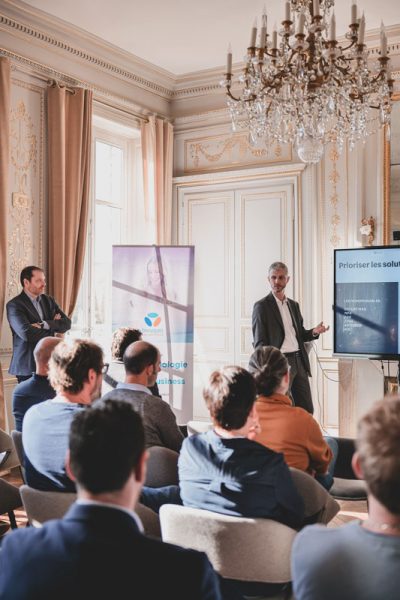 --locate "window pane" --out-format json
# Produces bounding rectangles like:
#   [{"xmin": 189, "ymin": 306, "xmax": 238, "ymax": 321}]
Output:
[
  {"xmin": 93, "ymin": 204, "xmax": 122, "ymax": 350},
  {"xmin": 95, "ymin": 140, "xmax": 123, "ymax": 205}
]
